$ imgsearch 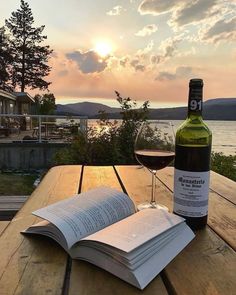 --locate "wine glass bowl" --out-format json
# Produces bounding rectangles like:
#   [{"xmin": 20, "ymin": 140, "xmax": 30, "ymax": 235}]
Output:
[{"xmin": 134, "ymin": 121, "xmax": 175, "ymax": 210}]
